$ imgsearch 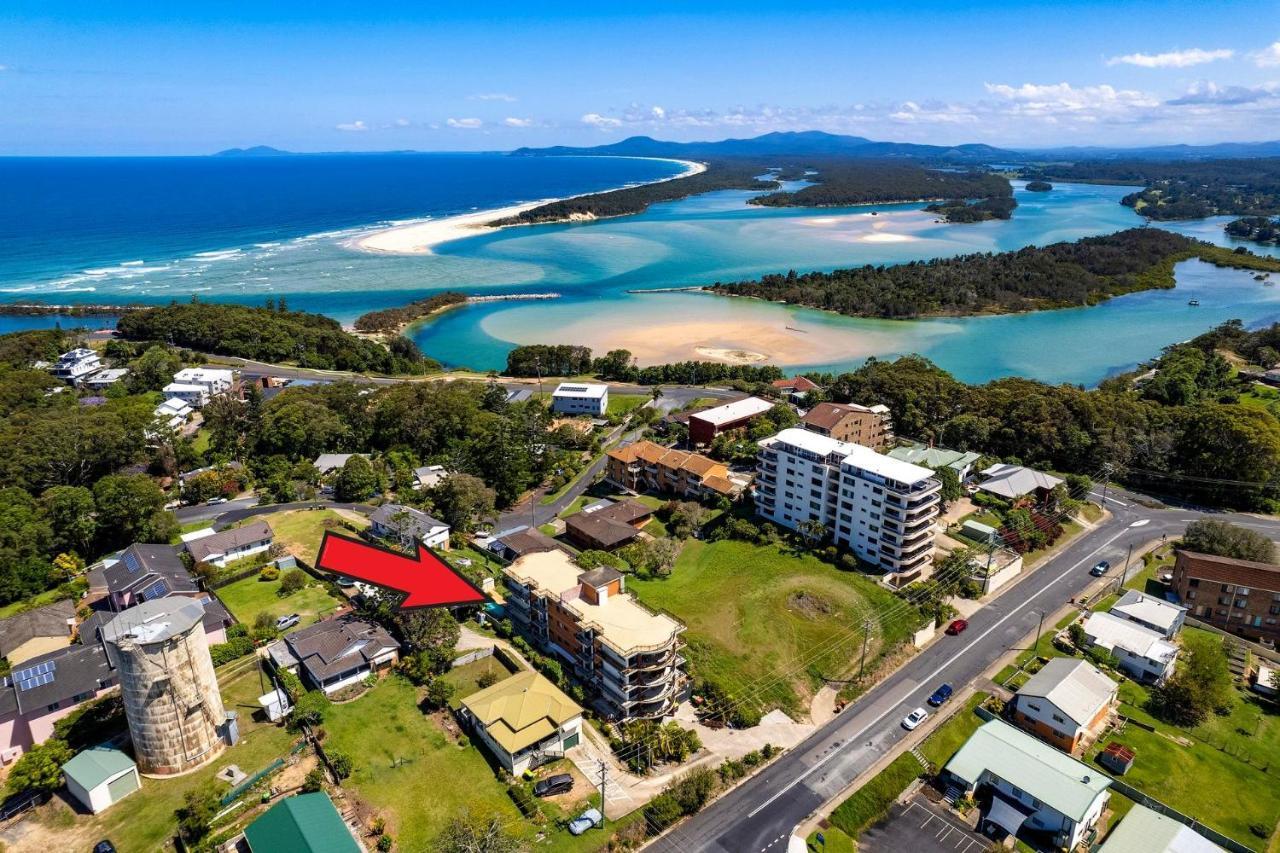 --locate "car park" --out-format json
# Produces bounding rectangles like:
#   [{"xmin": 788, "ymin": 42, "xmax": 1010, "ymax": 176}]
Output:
[
  {"xmin": 533, "ymin": 773, "xmax": 574, "ymax": 798},
  {"xmin": 902, "ymin": 707, "xmax": 928, "ymax": 730},
  {"xmin": 927, "ymin": 683, "xmax": 953, "ymax": 707},
  {"xmin": 945, "ymin": 619, "xmax": 968, "ymax": 635}
]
